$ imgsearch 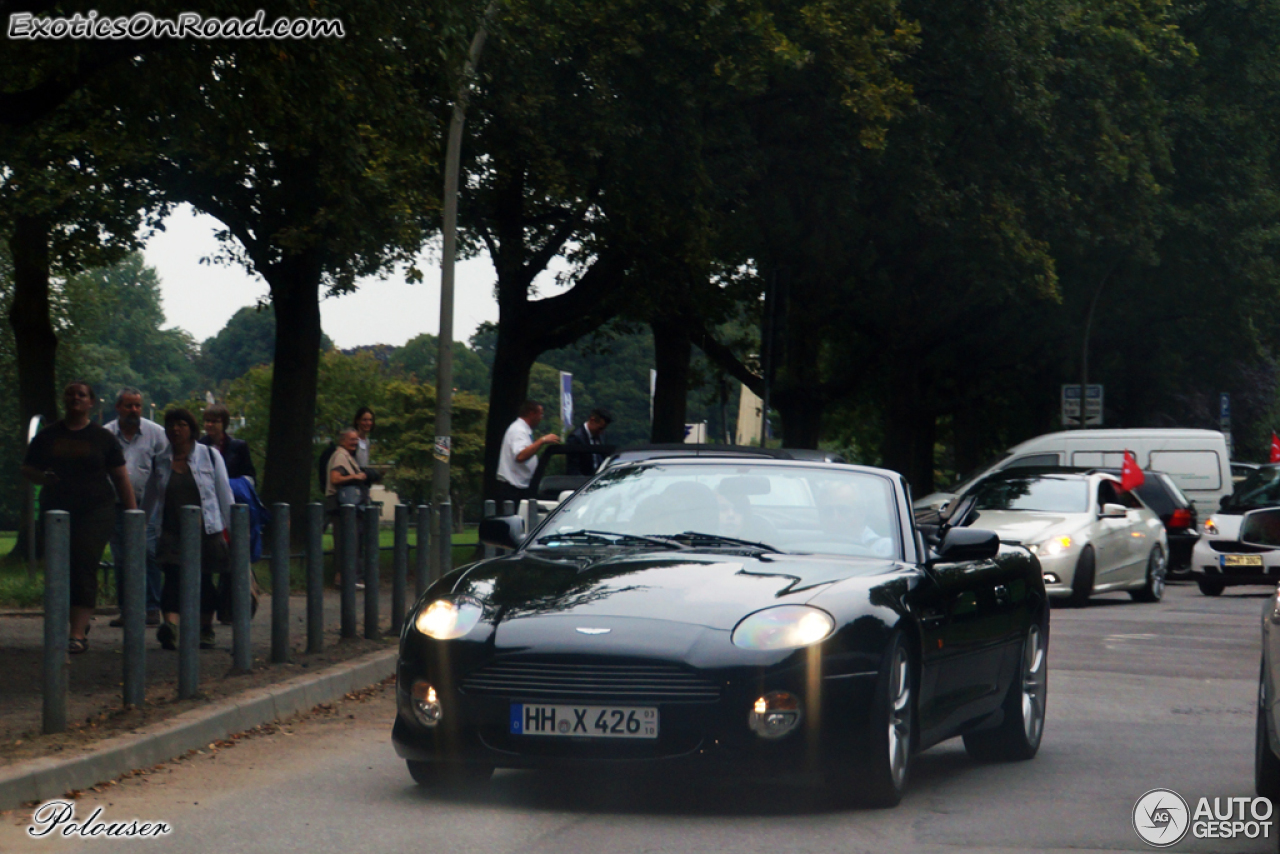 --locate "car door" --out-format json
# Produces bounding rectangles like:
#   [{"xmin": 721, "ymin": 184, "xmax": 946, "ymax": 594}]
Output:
[
  {"xmin": 915, "ymin": 542, "xmax": 1022, "ymax": 740},
  {"xmin": 1092, "ymin": 478, "xmax": 1132, "ymax": 581}
]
